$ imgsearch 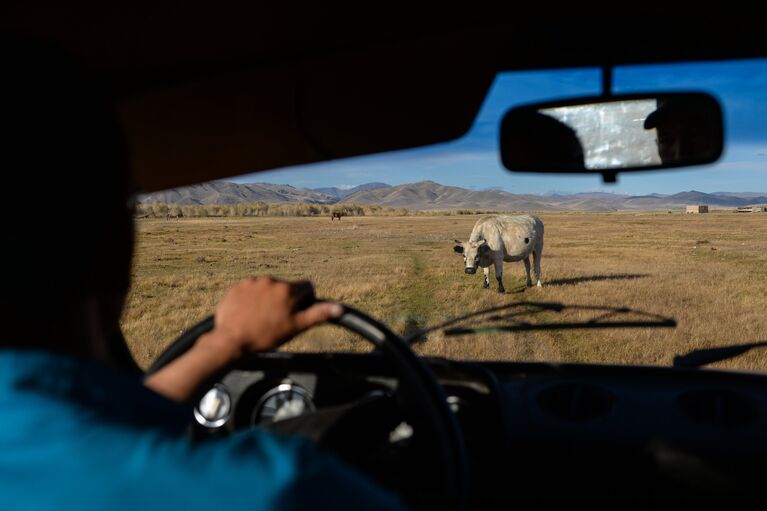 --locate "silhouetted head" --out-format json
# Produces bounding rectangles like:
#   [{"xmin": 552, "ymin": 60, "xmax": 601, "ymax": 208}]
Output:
[
  {"xmin": 0, "ymin": 34, "xmax": 136, "ymax": 366},
  {"xmin": 502, "ymin": 110, "xmax": 586, "ymax": 171},
  {"xmin": 644, "ymin": 97, "xmax": 720, "ymax": 164}
]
